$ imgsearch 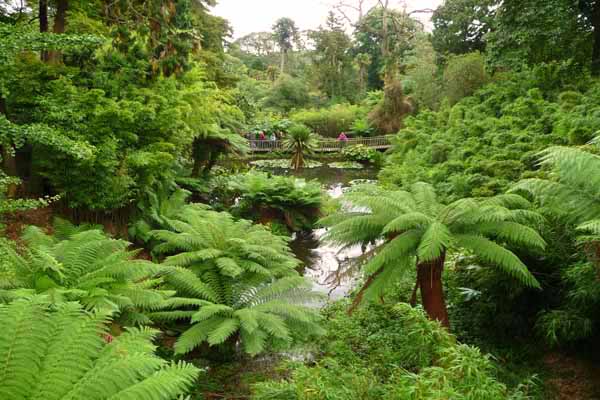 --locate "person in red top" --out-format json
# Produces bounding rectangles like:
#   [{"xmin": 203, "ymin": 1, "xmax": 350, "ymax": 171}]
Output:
[
  {"xmin": 337, "ymin": 132, "xmax": 348, "ymax": 141},
  {"xmin": 258, "ymin": 131, "xmax": 266, "ymax": 140}
]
